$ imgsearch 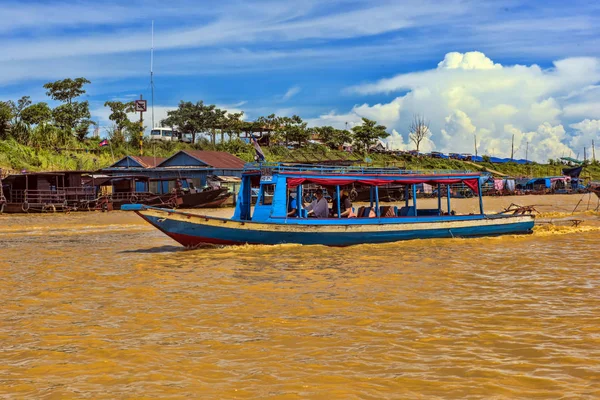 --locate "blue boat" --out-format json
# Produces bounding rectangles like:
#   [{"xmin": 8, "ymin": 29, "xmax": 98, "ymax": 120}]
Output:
[{"xmin": 123, "ymin": 163, "xmax": 535, "ymax": 247}]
